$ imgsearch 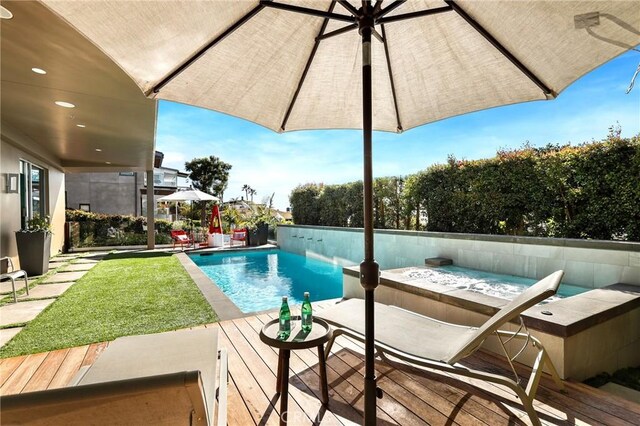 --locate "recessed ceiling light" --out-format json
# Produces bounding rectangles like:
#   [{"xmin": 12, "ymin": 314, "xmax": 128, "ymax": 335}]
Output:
[
  {"xmin": 55, "ymin": 101, "xmax": 75, "ymax": 108},
  {"xmin": 105, "ymin": 162, "xmax": 111, "ymax": 165},
  {"xmin": 0, "ymin": 6, "xmax": 13, "ymax": 19},
  {"xmin": 95, "ymin": 148, "xmax": 102, "ymax": 152},
  {"xmin": 76, "ymin": 124, "xmax": 86, "ymax": 128},
  {"xmin": 31, "ymin": 68, "xmax": 47, "ymax": 75}
]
